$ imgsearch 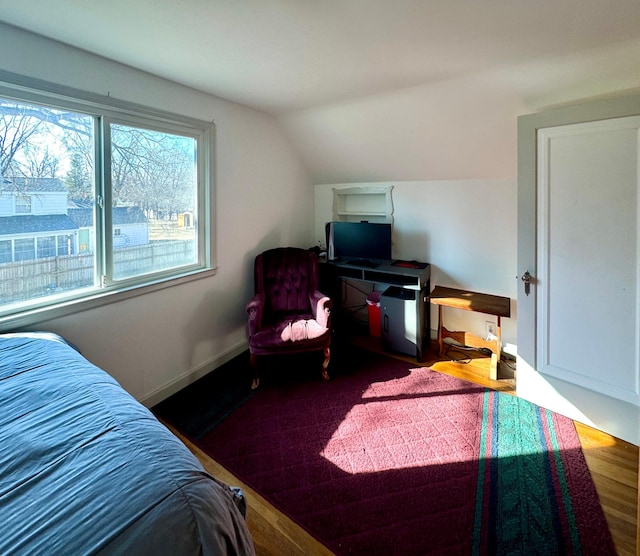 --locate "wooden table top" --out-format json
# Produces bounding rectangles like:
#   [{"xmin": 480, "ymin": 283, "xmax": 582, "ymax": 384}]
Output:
[{"xmin": 429, "ymin": 286, "xmax": 511, "ymax": 318}]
